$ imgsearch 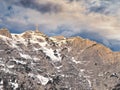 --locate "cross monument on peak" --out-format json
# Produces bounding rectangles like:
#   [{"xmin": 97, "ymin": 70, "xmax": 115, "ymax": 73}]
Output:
[{"xmin": 35, "ymin": 24, "xmax": 39, "ymax": 32}]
